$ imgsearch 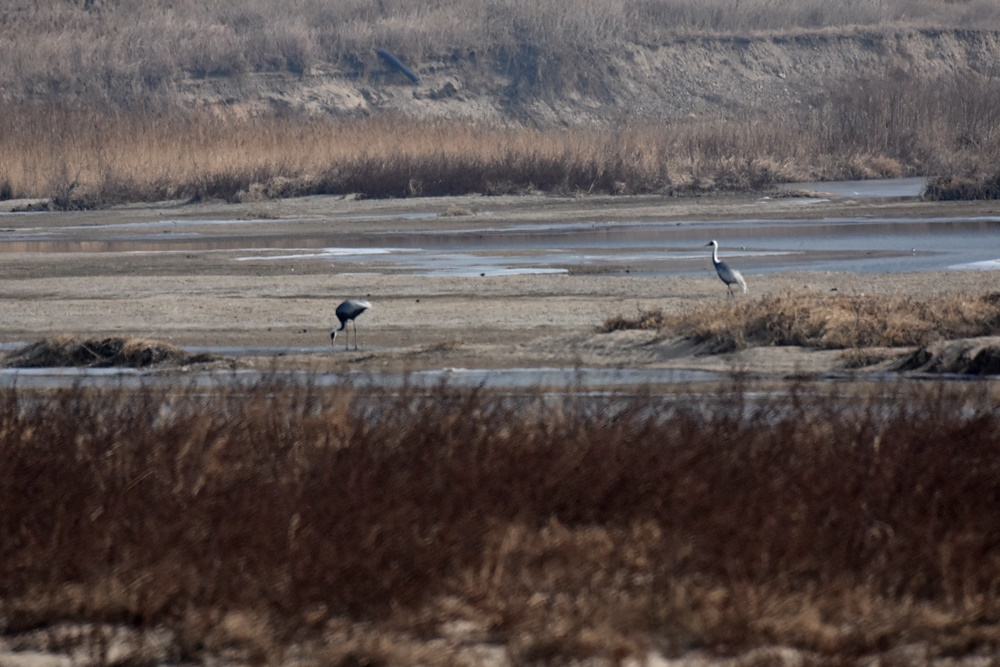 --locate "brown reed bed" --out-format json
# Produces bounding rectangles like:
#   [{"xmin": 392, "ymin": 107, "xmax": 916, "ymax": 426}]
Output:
[
  {"xmin": 601, "ymin": 291, "xmax": 1000, "ymax": 352},
  {"xmin": 2, "ymin": 63, "xmax": 999, "ymax": 207},
  {"xmin": 2, "ymin": 377, "xmax": 1000, "ymax": 664},
  {"xmin": 0, "ymin": 102, "xmax": 949, "ymax": 208}
]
